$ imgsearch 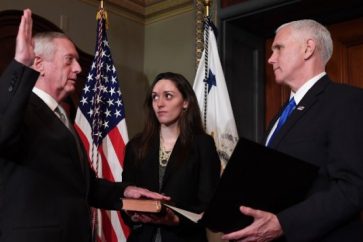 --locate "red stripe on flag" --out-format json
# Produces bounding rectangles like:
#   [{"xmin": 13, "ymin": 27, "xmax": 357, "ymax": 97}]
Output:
[
  {"xmin": 101, "ymin": 210, "xmax": 118, "ymax": 242},
  {"xmin": 108, "ymin": 127, "xmax": 126, "ymax": 167},
  {"xmin": 98, "ymin": 147, "xmax": 115, "ymax": 181}
]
